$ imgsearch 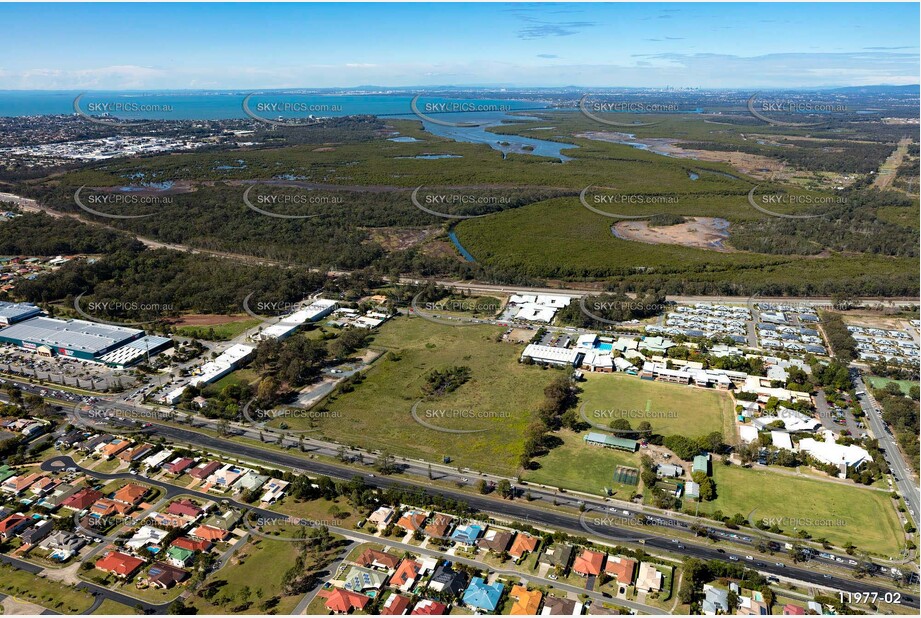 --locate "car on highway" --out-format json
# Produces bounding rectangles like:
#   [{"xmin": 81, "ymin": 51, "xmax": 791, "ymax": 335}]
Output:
[
  {"xmin": 745, "ymin": 555, "xmax": 754, "ymax": 561},
  {"xmin": 729, "ymin": 556, "xmax": 739, "ymax": 561}
]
